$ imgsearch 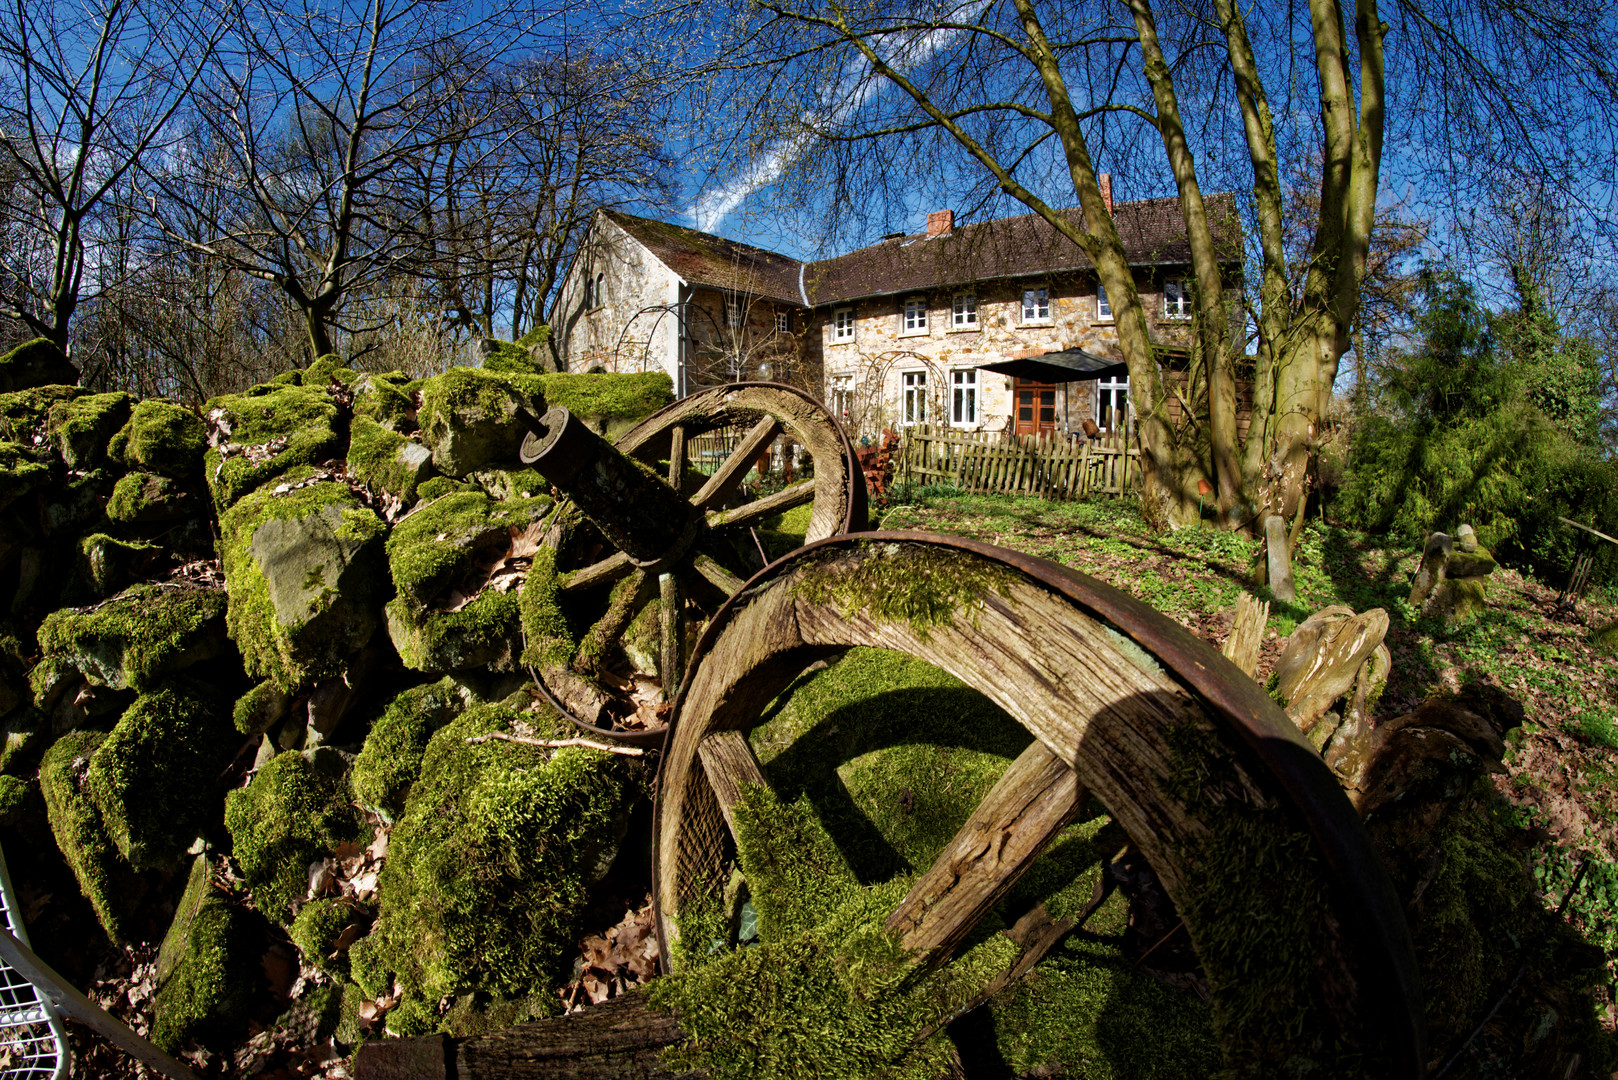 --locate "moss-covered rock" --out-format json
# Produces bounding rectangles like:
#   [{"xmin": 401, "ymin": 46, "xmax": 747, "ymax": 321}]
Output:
[
  {"xmin": 224, "ymin": 749, "xmax": 365, "ymax": 921},
  {"xmin": 348, "ymin": 703, "xmax": 632, "ymax": 1033},
  {"xmin": 0, "ymin": 383, "xmax": 82, "ymax": 444},
  {"xmin": 0, "ymin": 708, "xmax": 43, "ymax": 774},
  {"xmin": 0, "ymin": 772, "xmax": 29, "ymax": 823},
  {"xmin": 0, "ymin": 338, "xmax": 77, "ymax": 393},
  {"xmin": 41, "ymin": 466, "xmax": 112, "ymax": 538},
  {"xmin": 202, "ymin": 385, "xmax": 343, "ymax": 509},
  {"xmin": 535, "ymin": 371, "xmax": 672, "ymax": 439},
  {"xmin": 105, "ymin": 471, "xmax": 197, "ymax": 524},
  {"xmin": 305, "ymin": 355, "xmax": 358, "ymax": 387},
  {"xmin": 416, "ymin": 475, "xmax": 476, "ymax": 501},
  {"xmin": 47, "ymin": 391, "xmax": 131, "ymax": 468},
  {"xmin": 417, "ymin": 368, "xmax": 541, "ymax": 478},
  {"xmin": 219, "ymin": 471, "xmax": 387, "ymax": 690},
  {"xmin": 108, "ymin": 399, "xmax": 207, "ymax": 479},
  {"xmin": 352, "ymin": 371, "xmax": 415, "ymax": 429},
  {"xmin": 382, "ymin": 491, "xmax": 550, "ymax": 673},
  {"xmin": 40, "ymin": 730, "xmax": 133, "ymax": 941},
  {"xmin": 233, "ymin": 680, "xmax": 292, "ymax": 736},
  {"xmin": 84, "ymin": 682, "xmax": 231, "ymax": 871},
  {"xmin": 348, "ymin": 416, "xmax": 434, "ymax": 506},
  {"xmin": 74, "ymin": 533, "xmax": 165, "ymax": 600},
  {"xmin": 290, "ymin": 896, "xmax": 365, "ymax": 978},
  {"xmin": 37, "ymin": 582, "xmax": 227, "ymax": 692},
  {"xmin": 152, "ymin": 855, "xmax": 257, "ymax": 1053},
  {"xmin": 0, "ymin": 440, "xmax": 48, "ymax": 511},
  {"xmin": 481, "ymin": 339, "xmax": 545, "ymax": 376},
  {"xmin": 352, "ymin": 678, "xmax": 471, "ymax": 820}
]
